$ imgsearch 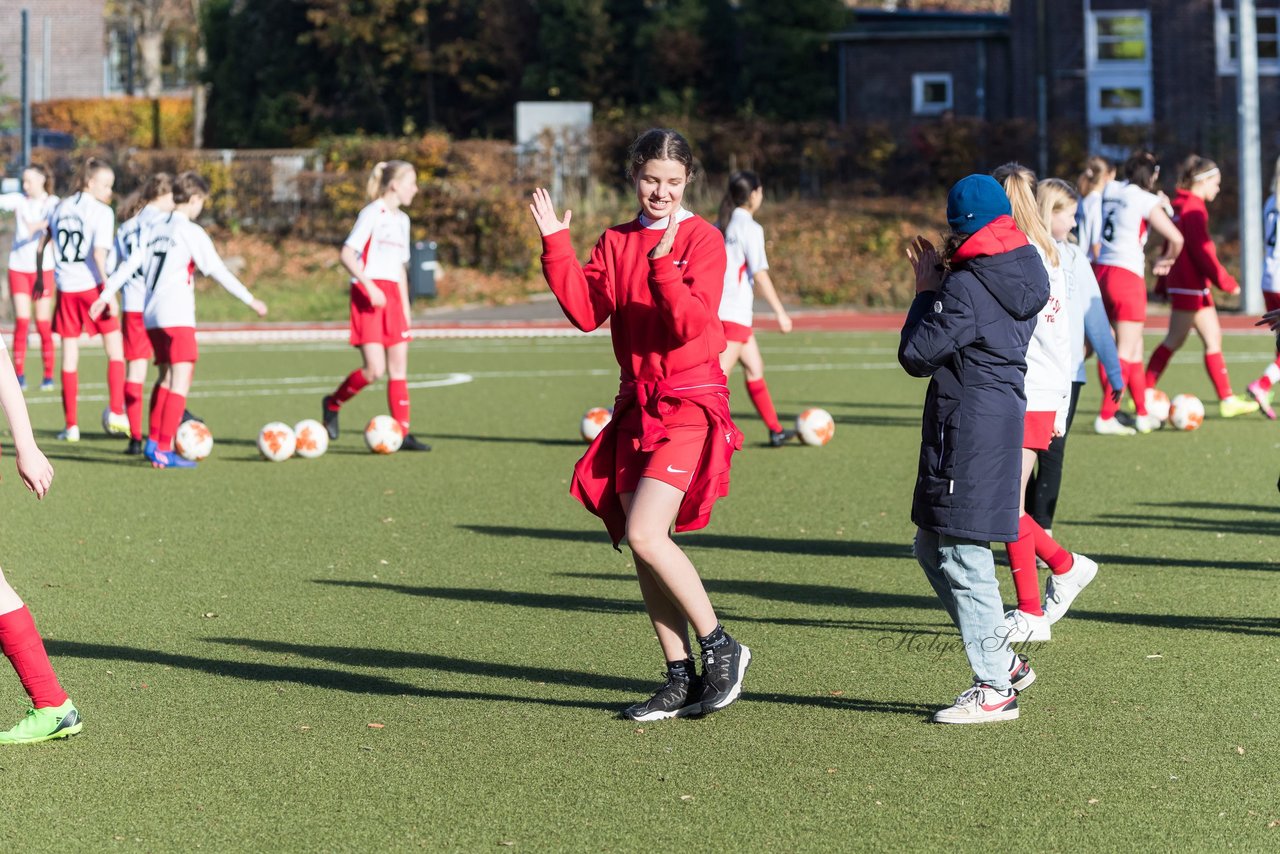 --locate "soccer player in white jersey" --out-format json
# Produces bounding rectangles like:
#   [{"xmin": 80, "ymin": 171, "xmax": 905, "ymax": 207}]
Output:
[
  {"xmin": 0, "ymin": 164, "xmax": 58, "ymax": 391},
  {"xmin": 320, "ymin": 161, "xmax": 430, "ymax": 452},
  {"xmin": 1073, "ymin": 155, "xmax": 1113, "ymax": 262},
  {"xmin": 715, "ymin": 170, "xmax": 795, "ymax": 446},
  {"xmin": 35, "ymin": 158, "xmax": 128, "ymax": 442},
  {"xmin": 112, "ymin": 173, "xmax": 175, "ymax": 454},
  {"xmin": 1246, "ymin": 155, "xmax": 1280, "ymax": 419},
  {"xmin": 1092, "ymin": 150, "xmax": 1183, "ymax": 435},
  {"xmin": 94, "ymin": 172, "xmax": 267, "ymax": 469}
]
